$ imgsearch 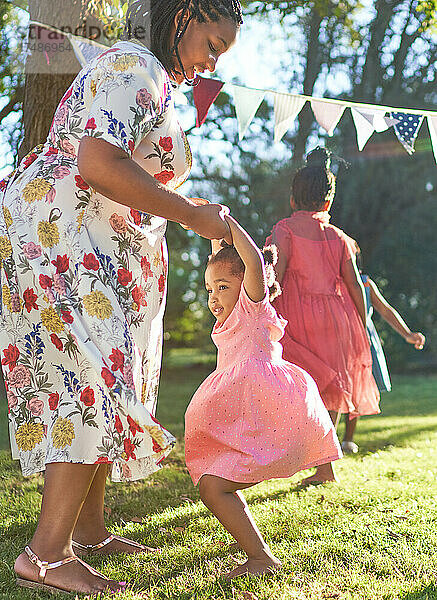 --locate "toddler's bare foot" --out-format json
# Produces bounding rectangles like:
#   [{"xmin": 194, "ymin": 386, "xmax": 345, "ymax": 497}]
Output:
[
  {"xmin": 14, "ymin": 550, "xmax": 125, "ymax": 595},
  {"xmin": 300, "ymin": 463, "xmax": 337, "ymax": 486},
  {"xmin": 225, "ymin": 556, "xmax": 281, "ymax": 579}
]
